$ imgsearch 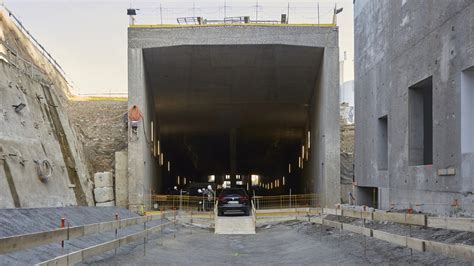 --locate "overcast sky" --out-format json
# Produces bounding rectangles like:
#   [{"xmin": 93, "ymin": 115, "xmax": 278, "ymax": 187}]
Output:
[{"xmin": 3, "ymin": 0, "xmax": 354, "ymax": 95}]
